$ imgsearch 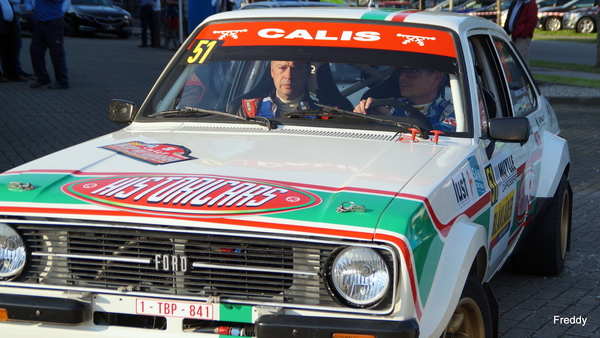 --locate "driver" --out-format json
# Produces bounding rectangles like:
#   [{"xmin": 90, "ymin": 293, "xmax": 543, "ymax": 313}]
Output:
[
  {"xmin": 237, "ymin": 61, "xmax": 319, "ymax": 118},
  {"xmin": 354, "ymin": 68, "xmax": 456, "ymax": 132}
]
